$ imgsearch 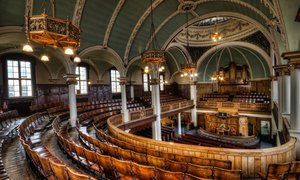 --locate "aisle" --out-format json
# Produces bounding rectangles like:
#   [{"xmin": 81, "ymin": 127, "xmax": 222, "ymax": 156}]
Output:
[{"xmin": 2, "ymin": 138, "xmax": 38, "ymax": 180}]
